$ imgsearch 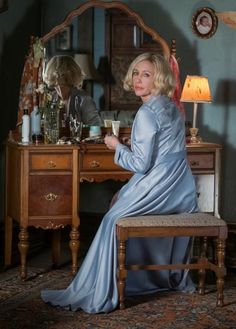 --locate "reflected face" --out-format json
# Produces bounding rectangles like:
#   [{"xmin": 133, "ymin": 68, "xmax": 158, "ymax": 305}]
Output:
[
  {"xmin": 54, "ymin": 84, "xmax": 71, "ymax": 100},
  {"xmin": 132, "ymin": 60, "xmax": 155, "ymax": 102}
]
